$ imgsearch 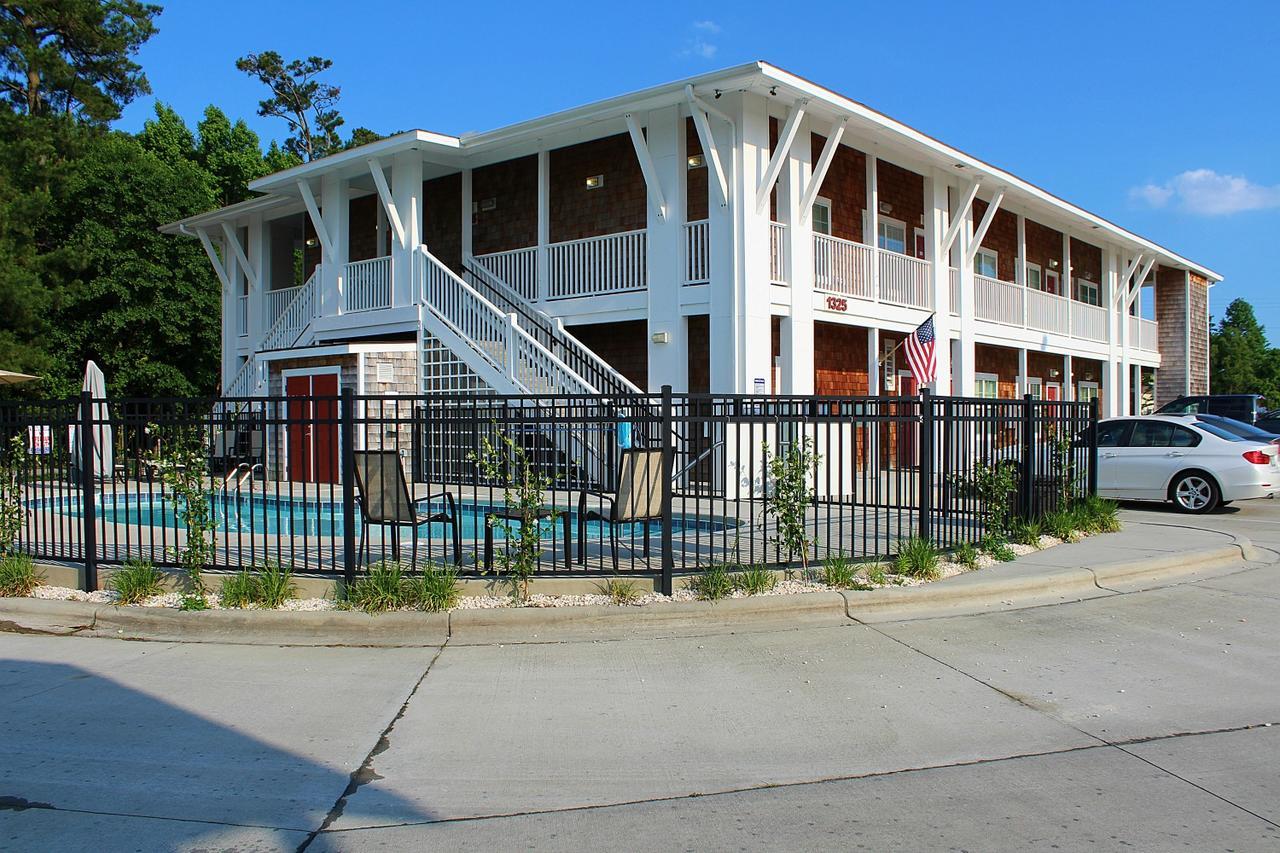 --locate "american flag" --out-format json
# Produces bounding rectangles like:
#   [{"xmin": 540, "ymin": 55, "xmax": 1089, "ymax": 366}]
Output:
[{"xmin": 904, "ymin": 316, "xmax": 937, "ymax": 388}]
